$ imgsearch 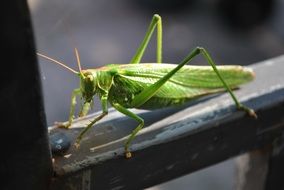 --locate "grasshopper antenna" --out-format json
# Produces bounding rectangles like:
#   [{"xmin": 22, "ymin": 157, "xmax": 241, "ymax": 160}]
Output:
[
  {"xmin": 37, "ymin": 52, "xmax": 79, "ymax": 74},
  {"xmin": 74, "ymin": 48, "xmax": 82, "ymax": 73}
]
